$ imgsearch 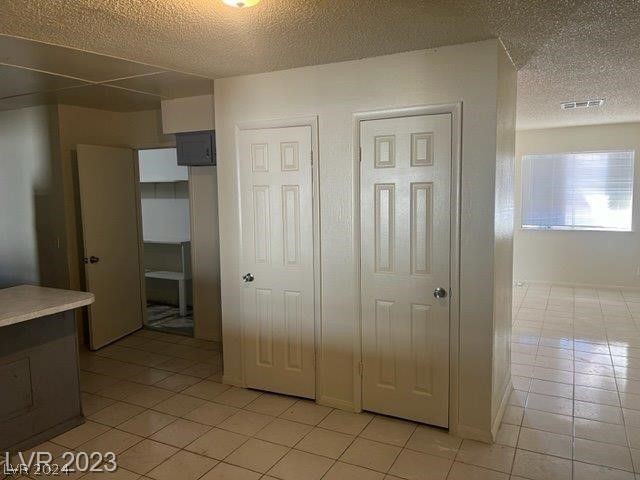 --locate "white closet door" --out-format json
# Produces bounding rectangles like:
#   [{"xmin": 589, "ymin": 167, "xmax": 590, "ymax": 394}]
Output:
[
  {"xmin": 360, "ymin": 114, "xmax": 451, "ymax": 426},
  {"xmin": 238, "ymin": 126, "xmax": 316, "ymax": 398}
]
